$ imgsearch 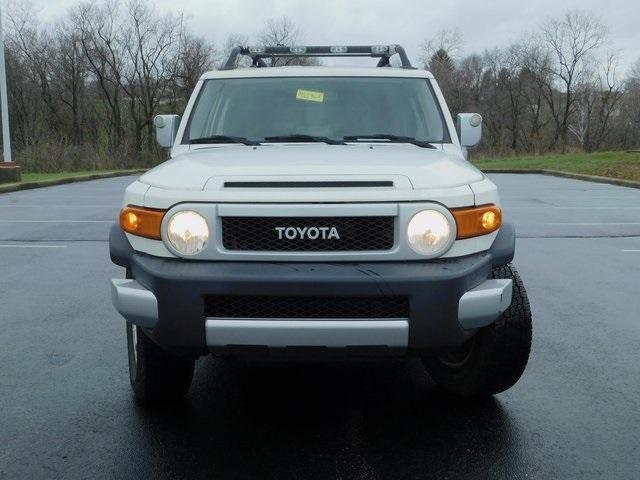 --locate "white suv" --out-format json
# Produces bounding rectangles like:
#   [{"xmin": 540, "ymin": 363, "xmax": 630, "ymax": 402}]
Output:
[{"xmin": 110, "ymin": 45, "xmax": 532, "ymax": 403}]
